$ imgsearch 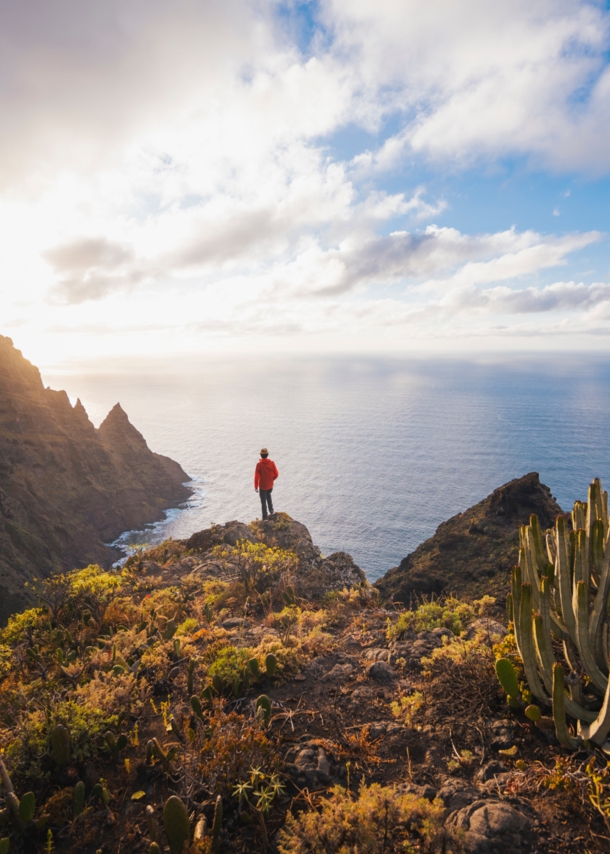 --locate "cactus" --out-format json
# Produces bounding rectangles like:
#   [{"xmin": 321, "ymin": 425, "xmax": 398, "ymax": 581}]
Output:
[
  {"xmin": 146, "ymin": 738, "xmax": 178, "ymax": 772},
  {"xmin": 92, "ymin": 783, "xmax": 110, "ymax": 806},
  {"xmin": 18, "ymin": 792, "xmax": 35, "ymax": 824},
  {"xmin": 149, "ymin": 845, "xmax": 162, "ymax": 854},
  {"xmin": 163, "ymin": 619, "xmax": 177, "ymax": 640},
  {"xmin": 282, "ymin": 585, "xmax": 296, "ymax": 607},
  {"xmin": 187, "ymin": 659, "xmax": 195, "ymax": 696},
  {"xmin": 0, "ymin": 838, "xmax": 8, "ymax": 854},
  {"xmin": 256, "ymin": 694, "xmax": 272, "ymax": 727},
  {"xmin": 190, "ymin": 696, "xmax": 204, "ymax": 721},
  {"xmin": 265, "ymin": 653, "xmax": 277, "ymax": 679},
  {"xmin": 212, "ymin": 795, "xmax": 222, "ymax": 853},
  {"xmin": 173, "ymin": 639, "xmax": 181, "ymax": 659},
  {"xmin": 163, "ymin": 795, "xmax": 190, "ymax": 854},
  {"xmin": 73, "ymin": 781, "xmax": 86, "ymax": 819},
  {"xmin": 104, "ymin": 731, "xmax": 128, "ymax": 761},
  {"xmin": 503, "ymin": 478, "xmax": 610, "ymax": 749},
  {"xmin": 248, "ymin": 658, "xmax": 261, "ymax": 679},
  {"xmin": 194, "ymin": 817, "xmax": 207, "ymax": 840},
  {"xmin": 146, "ymin": 804, "xmax": 160, "ymax": 843},
  {"xmin": 0, "ymin": 757, "xmax": 22, "ymax": 829},
  {"xmin": 50, "ymin": 724, "xmax": 71, "ymax": 767},
  {"xmin": 494, "ymin": 658, "xmax": 520, "ymax": 708}
]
